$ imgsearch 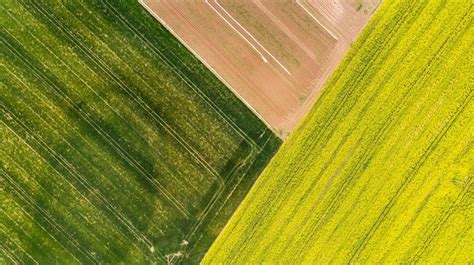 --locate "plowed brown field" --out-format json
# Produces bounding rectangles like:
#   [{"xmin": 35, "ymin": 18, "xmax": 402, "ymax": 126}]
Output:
[{"xmin": 141, "ymin": 0, "xmax": 380, "ymax": 138}]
